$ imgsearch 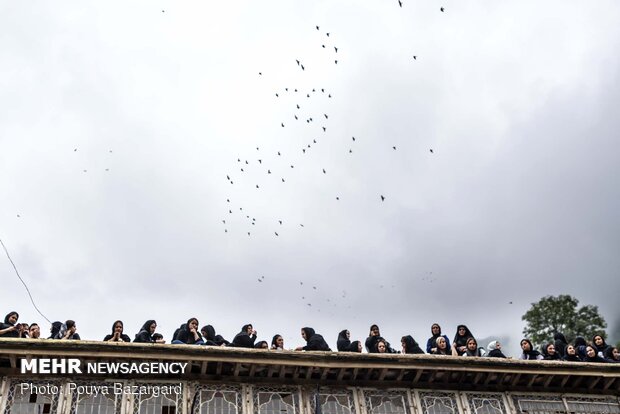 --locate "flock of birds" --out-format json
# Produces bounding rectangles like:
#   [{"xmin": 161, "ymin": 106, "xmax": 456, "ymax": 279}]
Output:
[
  {"xmin": 10, "ymin": 4, "xmax": 451, "ymax": 321},
  {"xmin": 221, "ymin": 17, "xmax": 442, "ymax": 240},
  {"xmin": 216, "ymin": 7, "xmax": 449, "ymax": 313}
]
